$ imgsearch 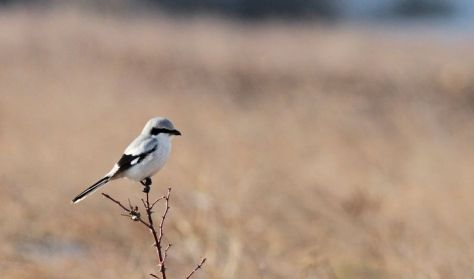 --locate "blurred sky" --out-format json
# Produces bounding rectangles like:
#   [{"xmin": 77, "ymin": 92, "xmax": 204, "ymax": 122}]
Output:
[
  {"xmin": 338, "ymin": 0, "xmax": 474, "ymax": 32},
  {"xmin": 3, "ymin": 0, "xmax": 474, "ymax": 28},
  {"xmin": 2, "ymin": 0, "xmax": 474, "ymax": 37}
]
